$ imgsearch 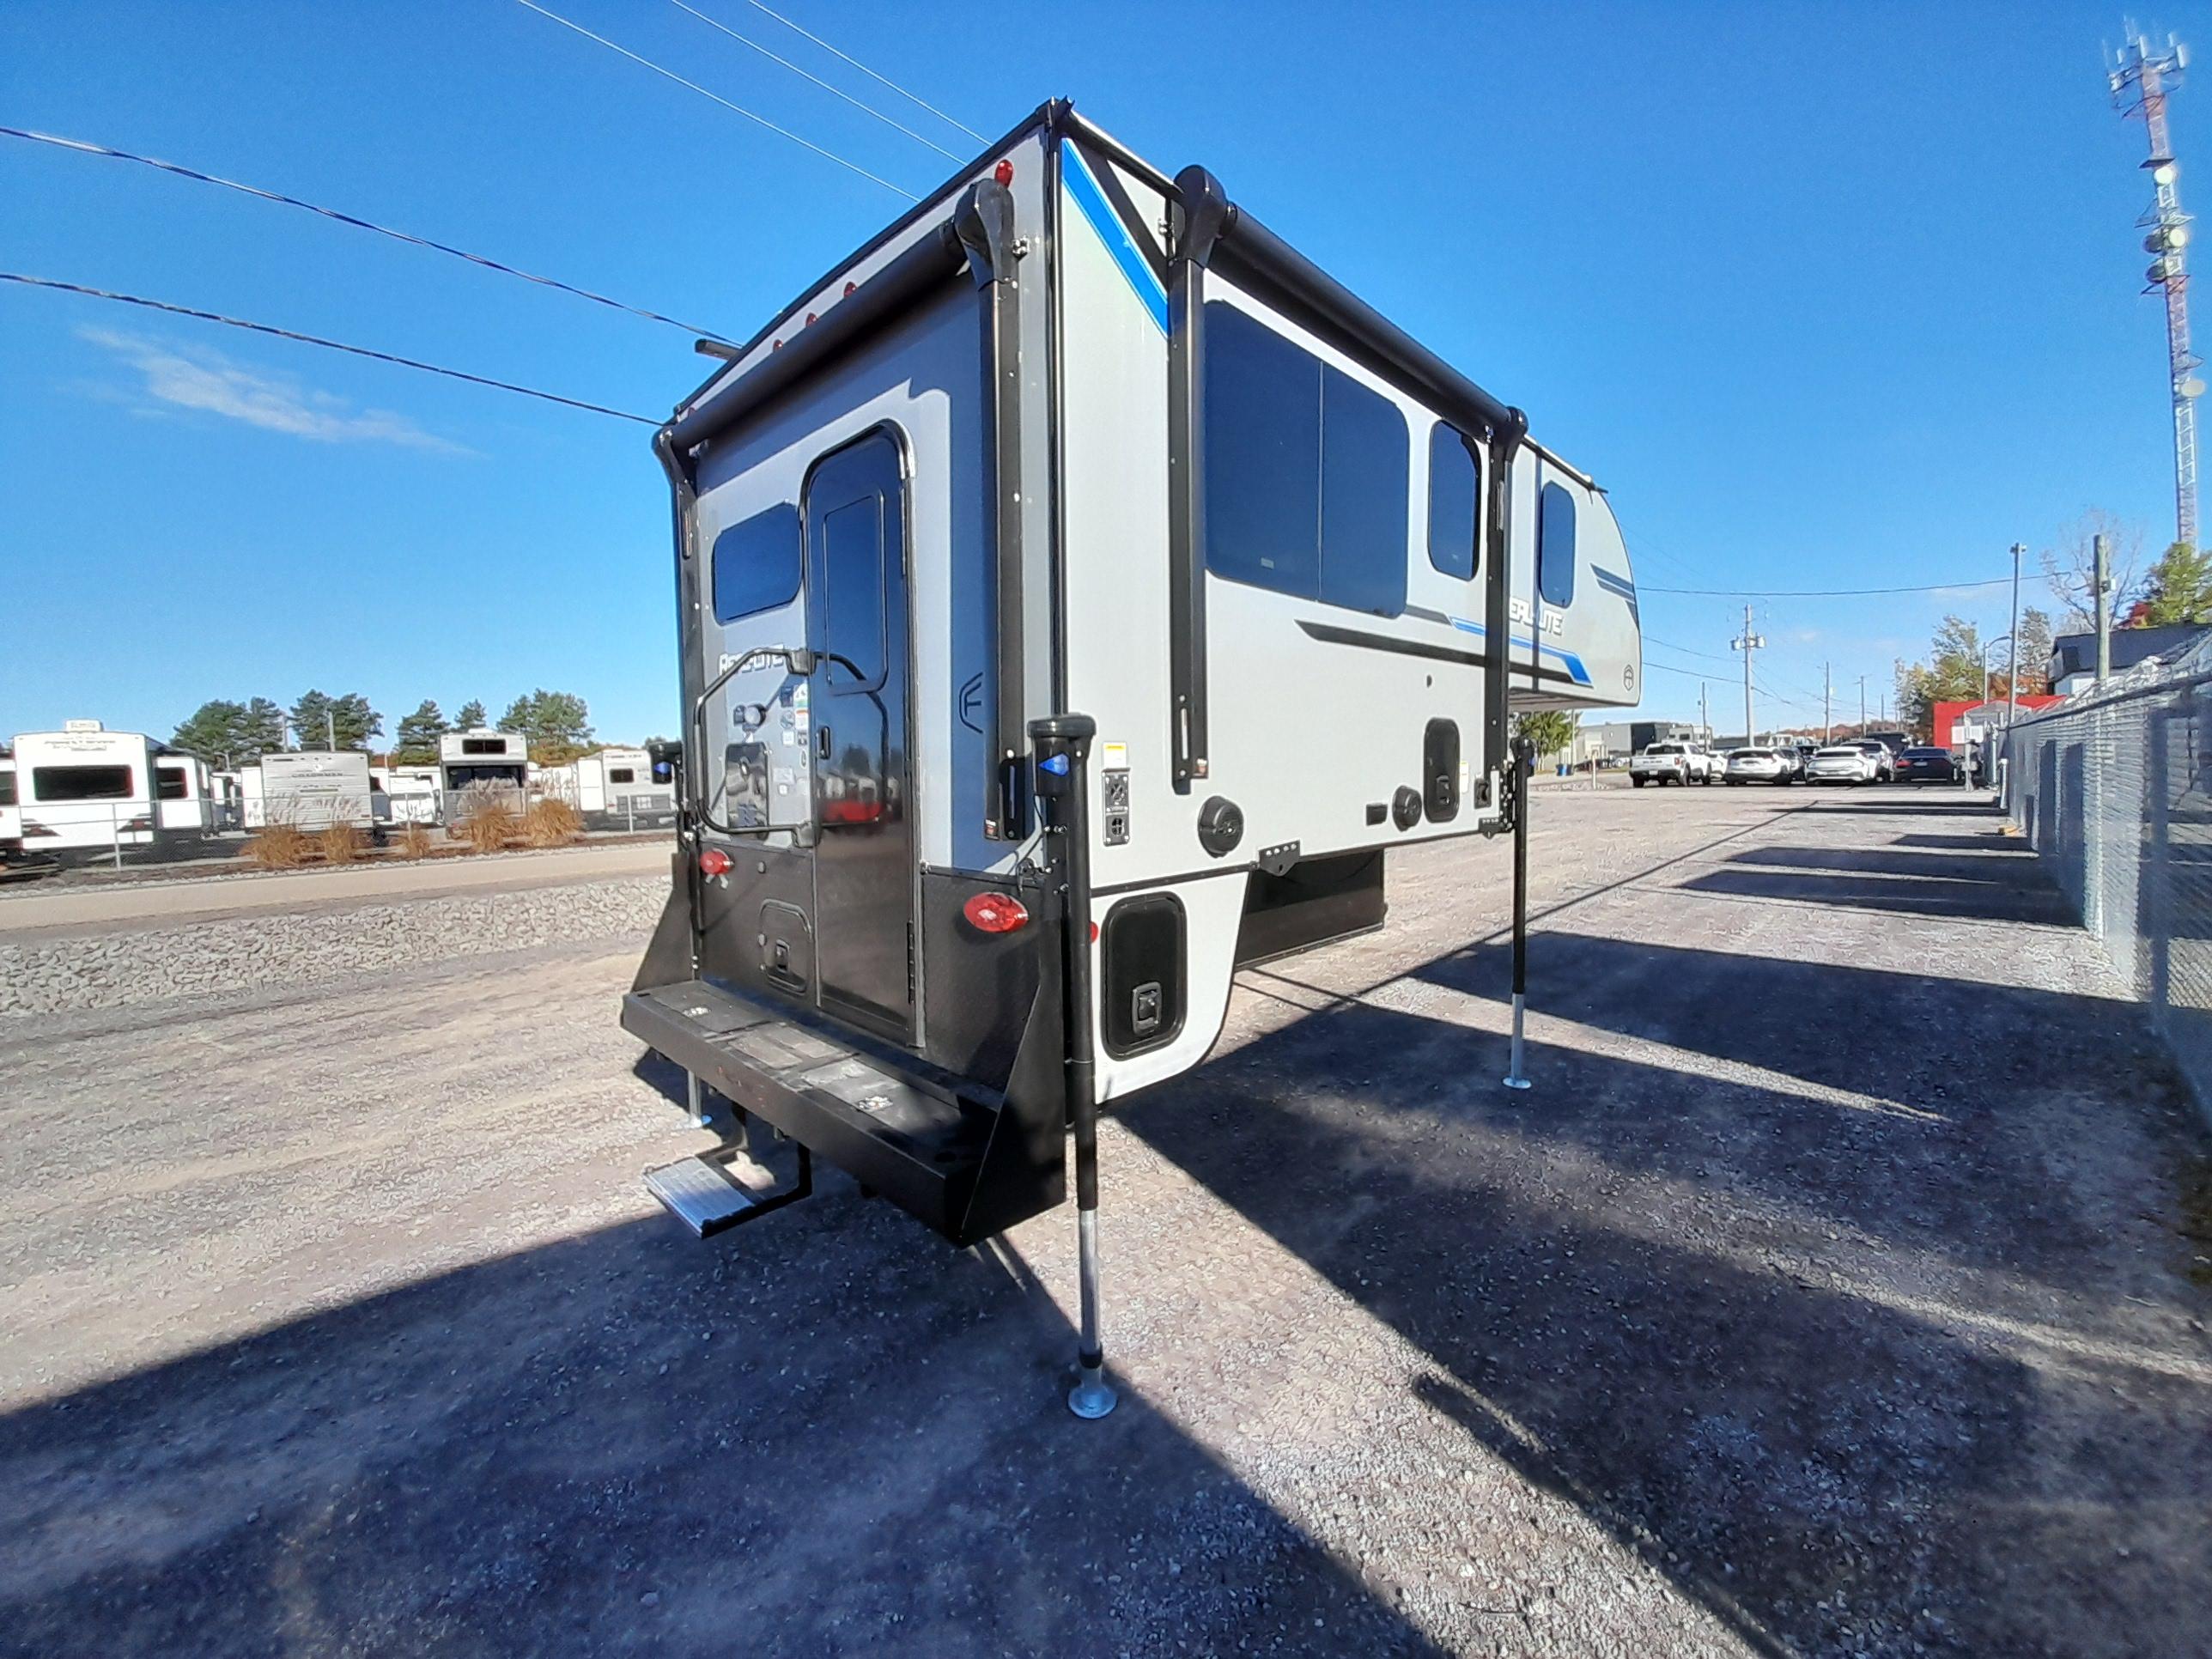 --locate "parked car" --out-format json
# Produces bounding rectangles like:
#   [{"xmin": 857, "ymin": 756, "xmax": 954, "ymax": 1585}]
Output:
[
  {"xmin": 1893, "ymin": 745, "xmax": 1957, "ymax": 784},
  {"xmin": 1723, "ymin": 746, "xmax": 1796, "ymax": 786},
  {"xmin": 1806, "ymin": 744, "xmax": 1880, "ymax": 785},
  {"xmin": 1846, "ymin": 739, "xmax": 1896, "ymax": 781},
  {"xmin": 1630, "ymin": 741, "xmax": 1718, "ymax": 787}
]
